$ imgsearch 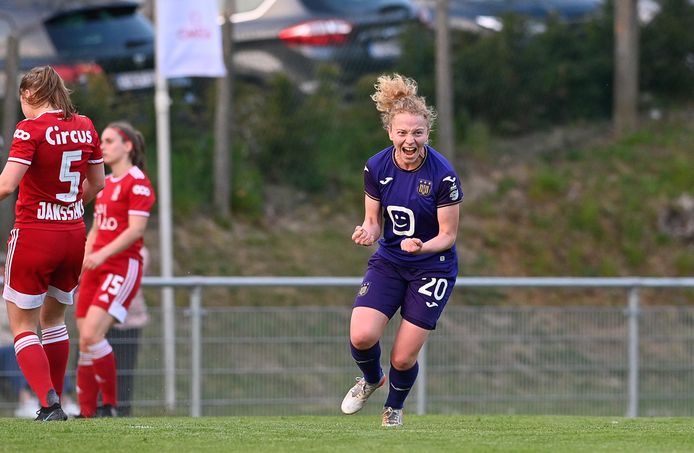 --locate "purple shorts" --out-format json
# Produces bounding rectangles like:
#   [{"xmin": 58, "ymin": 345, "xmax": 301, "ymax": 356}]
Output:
[{"xmin": 353, "ymin": 255, "xmax": 457, "ymax": 330}]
